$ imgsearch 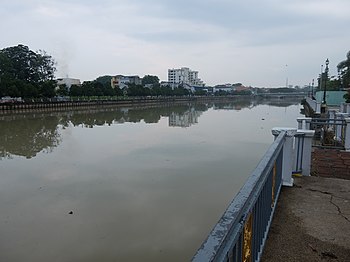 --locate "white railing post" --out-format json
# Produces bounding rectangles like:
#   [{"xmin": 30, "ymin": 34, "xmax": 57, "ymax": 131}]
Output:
[
  {"xmin": 335, "ymin": 113, "xmax": 349, "ymax": 142},
  {"xmin": 345, "ymin": 118, "xmax": 350, "ymax": 151},
  {"xmin": 340, "ymin": 102, "xmax": 346, "ymax": 113},
  {"xmin": 328, "ymin": 109, "xmax": 338, "ymax": 122},
  {"xmin": 272, "ymin": 127, "xmax": 297, "ymax": 187},
  {"xmin": 316, "ymin": 101, "xmax": 321, "ymax": 114},
  {"xmin": 296, "ymin": 130, "xmax": 315, "ymax": 176},
  {"xmin": 297, "ymin": 117, "xmax": 311, "ymax": 130}
]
